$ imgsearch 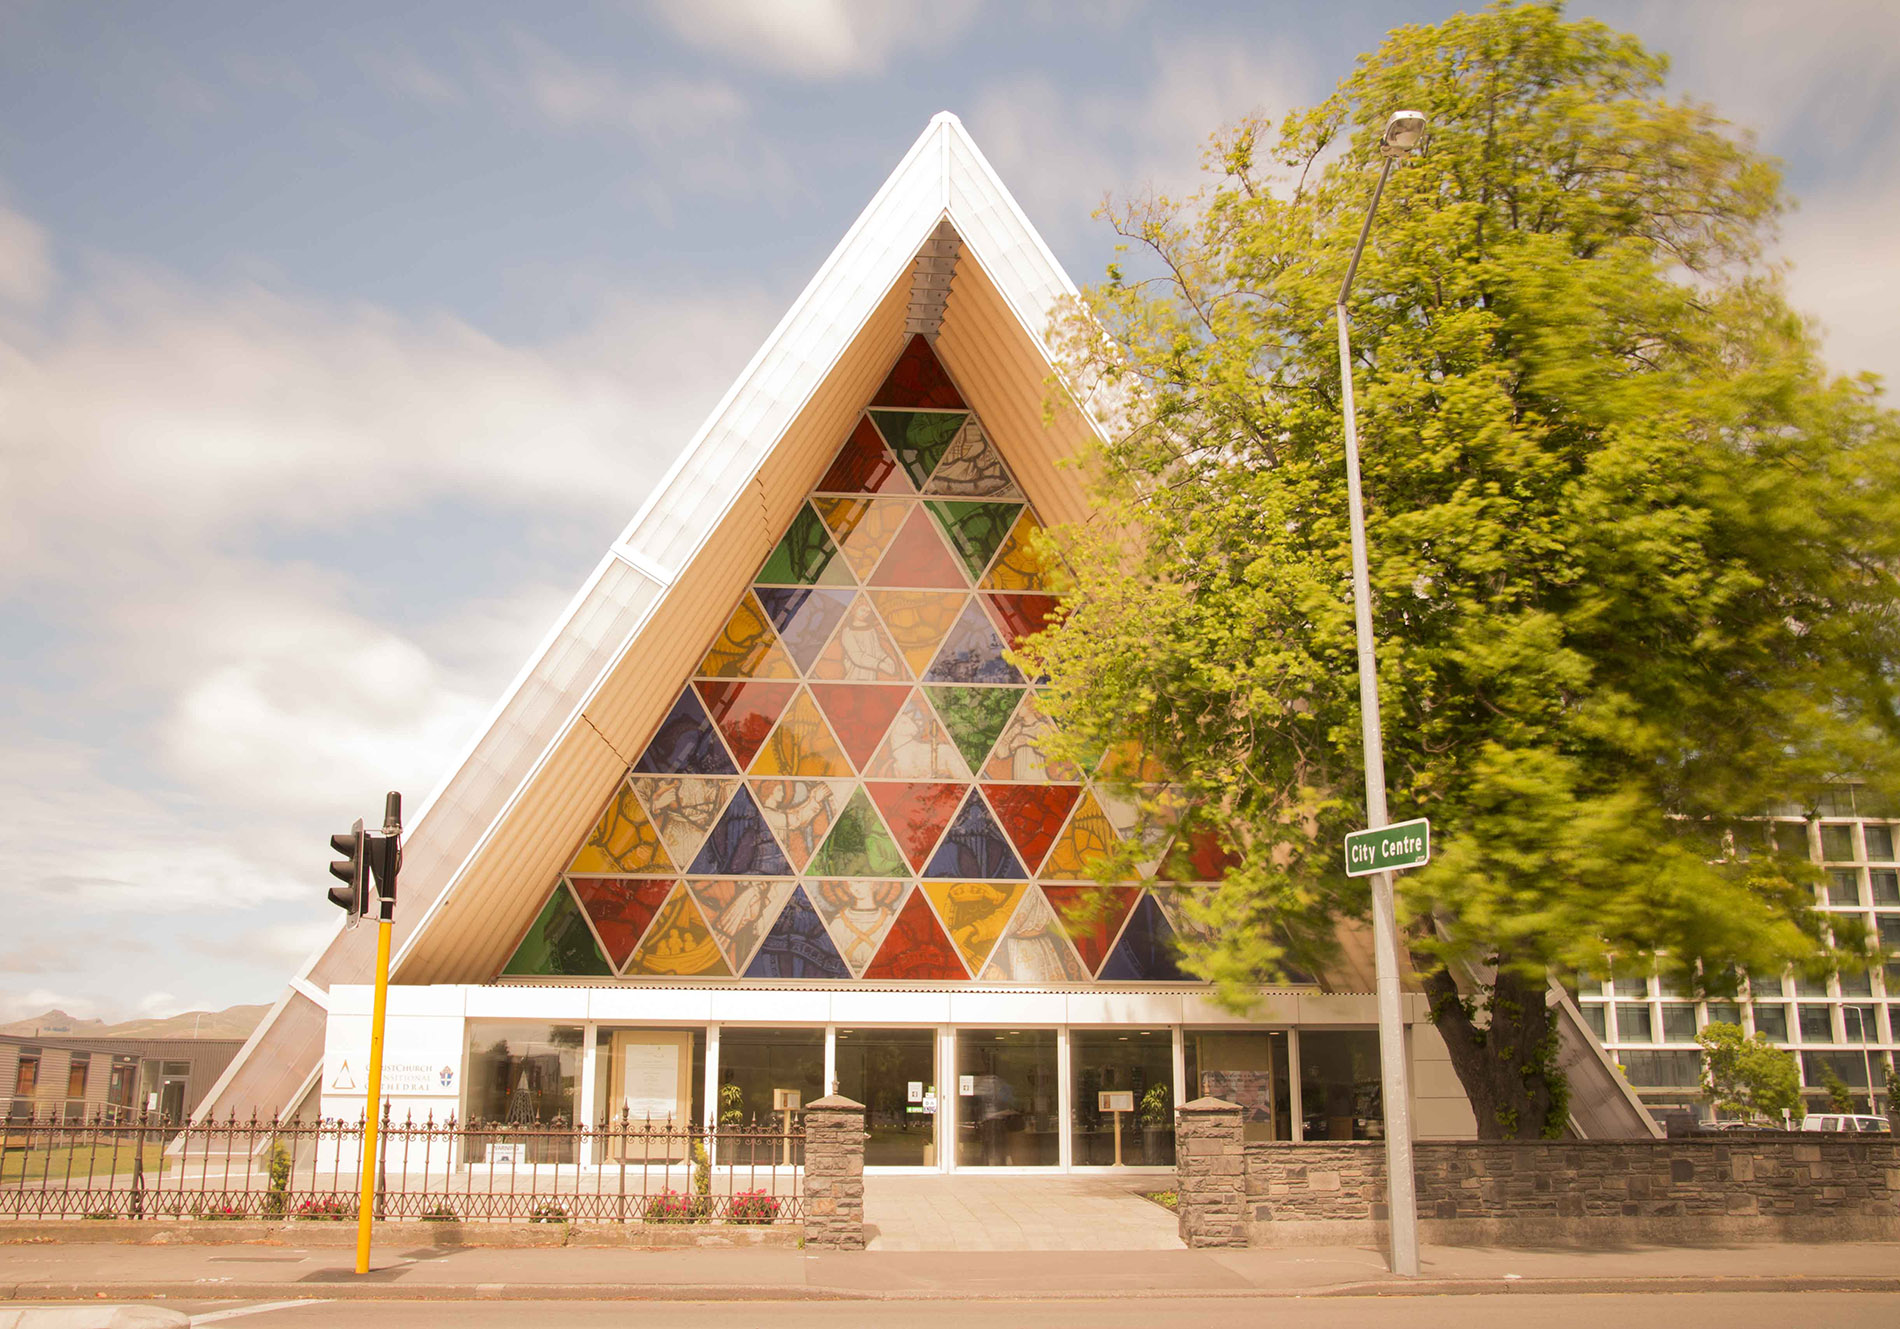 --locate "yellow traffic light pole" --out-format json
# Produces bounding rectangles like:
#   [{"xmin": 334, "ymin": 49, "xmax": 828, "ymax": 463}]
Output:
[{"xmin": 354, "ymin": 908, "xmax": 393, "ymax": 1275}]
